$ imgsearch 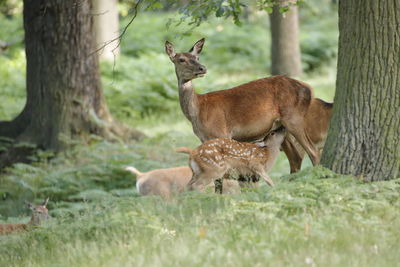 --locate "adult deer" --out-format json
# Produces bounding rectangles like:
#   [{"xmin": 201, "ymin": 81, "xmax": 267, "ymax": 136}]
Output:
[{"xmin": 165, "ymin": 38, "xmax": 319, "ymax": 183}]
